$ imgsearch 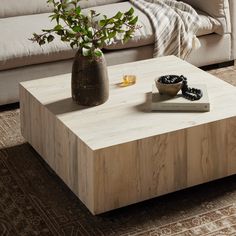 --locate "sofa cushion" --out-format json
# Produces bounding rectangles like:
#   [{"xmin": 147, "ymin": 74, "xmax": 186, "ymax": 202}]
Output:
[
  {"xmin": 0, "ymin": 13, "xmax": 76, "ymax": 71},
  {"xmin": 196, "ymin": 10, "xmax": 222, "ymax": 37},
  {"xmin": 181, "ymin": 0, "xmax": 231, "ymax": 34},
  {"xmin": 0, "ymin": 0, "xmax": 125, "ymax": 18},
  {"xmin": 101, "ymin": 2, "xmax": 222, "ymax": 50},
  {"xmin": 181, "ymin": 0, "xmax": 228, "ymax": 18},
  {"xmin": 0, "ymin": 2, "xmax": 223, "ymax": 71},
  {"xmin": 78, "ymin": 0, "xmax": 125, "ymax": 9},
  {"xmin": 0, "ymin": 0, "xmax": 53, "ymax": 18},
  {"xmin": 0, "ymin": 2, "xmax": 132, "ymax": 71},
  {"xmin": 88, "ymin": 2, "xmax": 155, "ymax": 50}
]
